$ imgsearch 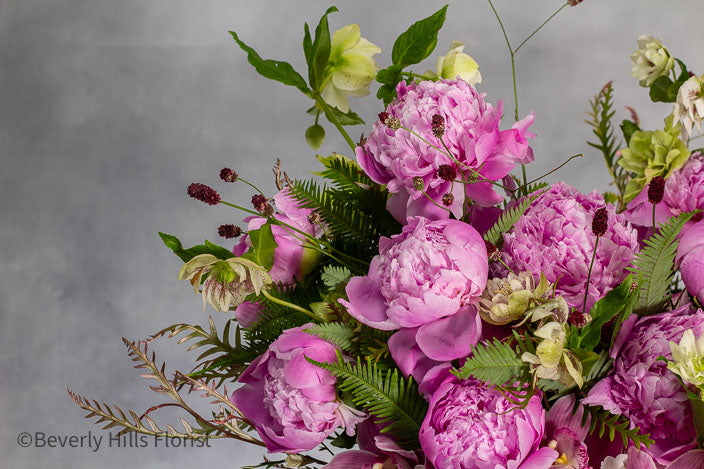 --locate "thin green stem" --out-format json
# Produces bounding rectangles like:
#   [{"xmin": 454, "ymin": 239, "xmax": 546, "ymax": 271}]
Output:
[
  {"xmin": 402, "ymin": 71, "xmax": 436, "ymax": 81},
  {"xmin": 219, "ymin": 201, "xmax": 260, "ymax": 217},
  {"xmin": 420, "ymin": 188, "xmax": 452, "ymax": 213},
  {"xmin": 314, "ymin": 94, "xmax": 356, "ymax": 151},
  {"xmin": 260, "ymin": 290, "xmax": 321, "ymax": 322},
  {"xmin": 583, "ymin": 237, "xmax": 600, "ymax": 314},
  {"xmin": 652, "ymin": 203, "xmax": 657, "ymax": 235},
  {"xmin": 237, "ymin": 177, "xmax": 265, "ymax": 195},
  {"xmin": 516, "ymin": 154, "xmax": 584, "ymax": 192},
  {"xmin": 513, "ymin": 3, "xmax": 569, "ymax": 54}
]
